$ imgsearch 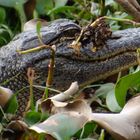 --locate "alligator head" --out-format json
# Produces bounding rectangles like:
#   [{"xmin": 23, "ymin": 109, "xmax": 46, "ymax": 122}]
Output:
[
  {"xmin": 1, "ymin": 18, "xmax": 140, "ymax": 115},
  {"xmin": 1, "ymin": 19, "xmax": 140, "ymax": 93}
]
